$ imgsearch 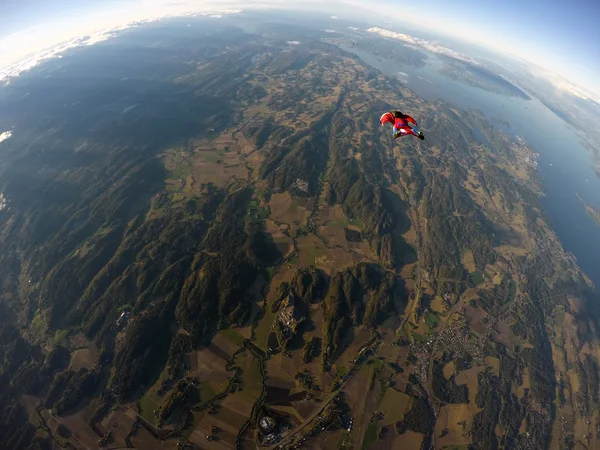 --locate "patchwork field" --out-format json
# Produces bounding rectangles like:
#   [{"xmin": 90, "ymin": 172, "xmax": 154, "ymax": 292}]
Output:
[
  {"xmin": 269, "ymin": 192, "xmax": 310, "ymax": 228},
  {"xmin": 435, "ymin": 404, "xmax": 473, "ymax": 447},
  {"xmin": 378, "ymin": 389, "xmax": 412, "ymax": 426}
]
